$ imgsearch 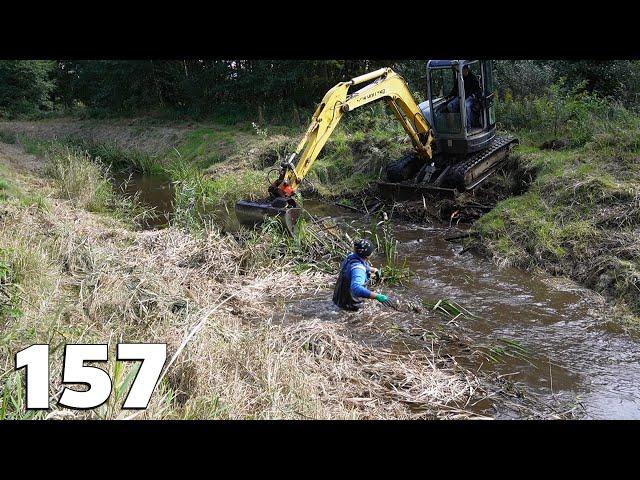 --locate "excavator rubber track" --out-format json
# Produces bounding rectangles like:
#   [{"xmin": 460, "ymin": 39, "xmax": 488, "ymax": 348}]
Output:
[
  {"xmin": 377, "ymin": 135, "xmax": 518, "ymax": 200},
  {"xmin": 445, "ymin": 135, "xmax": 519, "ymax": 191}
]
